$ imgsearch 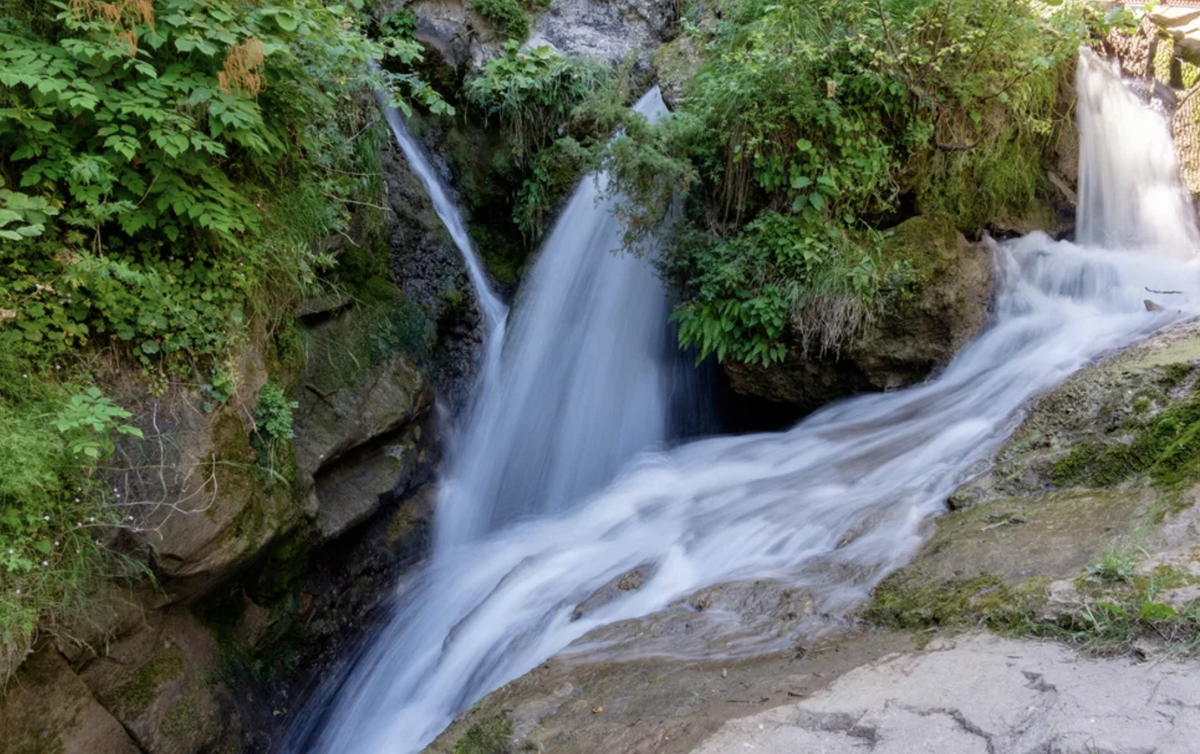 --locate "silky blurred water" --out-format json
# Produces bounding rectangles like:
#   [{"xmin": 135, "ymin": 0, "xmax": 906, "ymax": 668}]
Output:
[{"xmin": 292, "ymin": 55, "xmax": 1200, "ymax": 754}]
